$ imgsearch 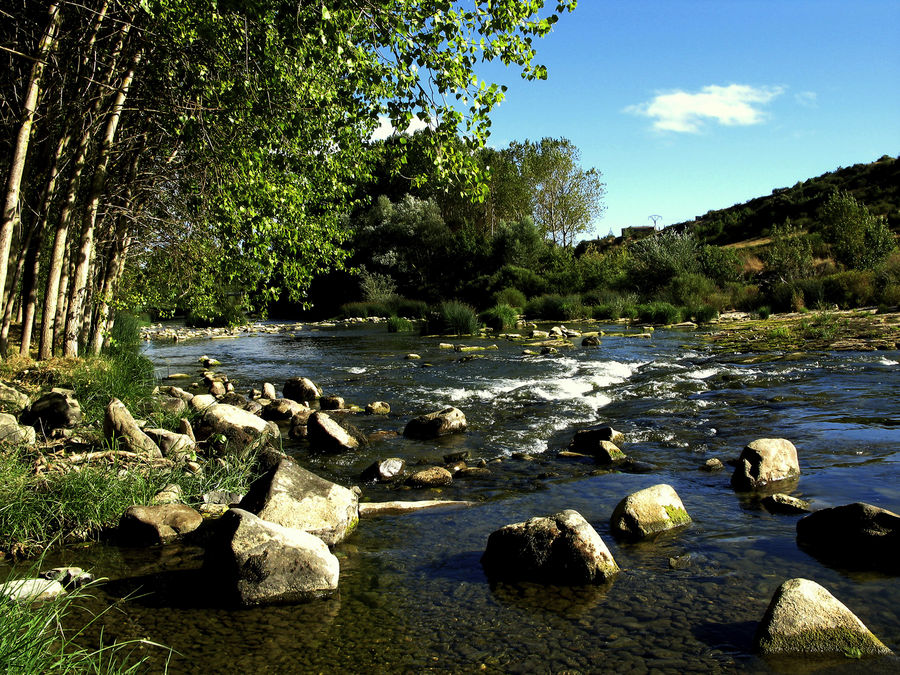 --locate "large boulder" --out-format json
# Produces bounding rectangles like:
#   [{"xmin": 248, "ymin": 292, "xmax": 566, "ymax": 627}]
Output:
[
  {"xmin": 403, "ymin": 407, "xmax": 467, "ymax": 439},
  {"xmin": 755, "ymin": 578, "xmax": 892, "ymax": 656},
  {"xmin": 306, "ymin": 411, "xmax": 358, "ymax": 453},
  {"xmin": 0, "ymin": 412, "xmax": 36, "ymax": 445},
  {"xmin": 118, "ymin": 503, "xmax": 203, "ymax": 545},
  {"xmin": 610, "ymin": 484, "xmax": 691, "ymax": 539},
  {"xmin": 103, "ymin": 398, "xmax": 162, "ymax": 457},
  {"xmin": 238, "ymin": 458, "xmax": 359, "ymax": 546},
  {"xmin": 208, "ymin": 508, "xmax": 339, "ymax": 606},
  {"xmin": 481, "ymin": 510, "xmax": 619, "ymax": 584},
  {"xmin": 0, "ymin": 578, "xmax": 65, "ymax": 603},
  {"xmin": 796, "ymin": 502, "xmax": 900, "ymax": 571},
  {"xmin": 731, "ymin": 438, "xmax": 800, "ymax": 490},
  {"xmin": 20, "ymin": 389, "xmax": 82, "ymax": 432},
  {"xmin": 199, "ymin": 403, "xmax": 280, "ymax": 453},
  {"xmin": 282, "ymin": 377, "xmax": 321, "ymax": 403},
  {"xmin": 0, "ymin": 382, "xmax": 29, "ymax": 413}
]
